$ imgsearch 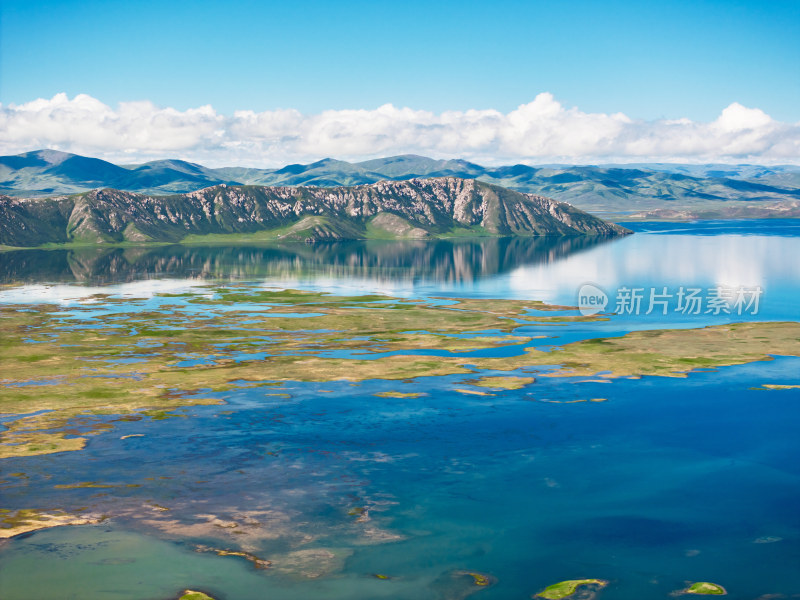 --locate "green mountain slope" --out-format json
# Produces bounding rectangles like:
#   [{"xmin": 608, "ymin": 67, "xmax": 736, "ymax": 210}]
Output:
[{"xmin": 0, "ymin": 178, "xmax": 629, "ymax": 248}]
